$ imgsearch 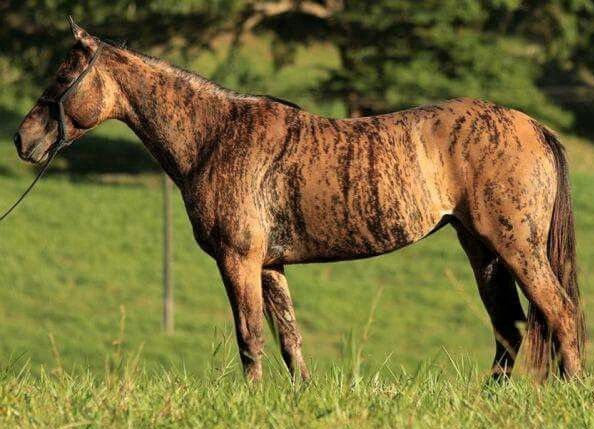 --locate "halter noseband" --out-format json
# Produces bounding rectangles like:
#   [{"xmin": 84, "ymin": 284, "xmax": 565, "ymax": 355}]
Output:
[{"xmin": 0, "ymin": 41, "xmax": 104, "ymax": 222}]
